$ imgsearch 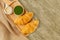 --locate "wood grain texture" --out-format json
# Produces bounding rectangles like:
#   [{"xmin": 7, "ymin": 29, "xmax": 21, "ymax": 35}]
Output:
[
  {"xmin": 0, "ymin": 0, "xmax": 29, "ymax": 40},
  {"xmin": 19, "ymin": 0, "xmax": 60, "ymax": 40}
]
